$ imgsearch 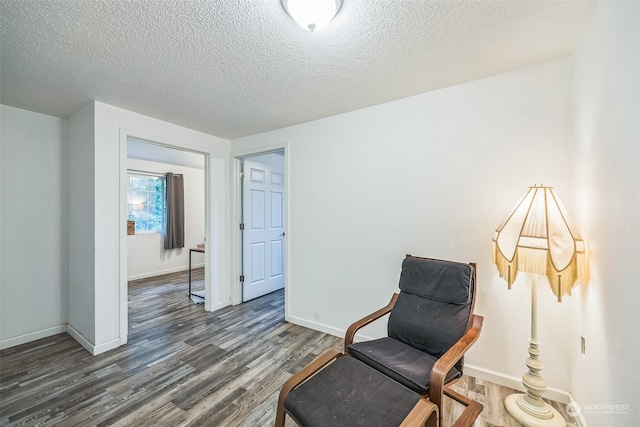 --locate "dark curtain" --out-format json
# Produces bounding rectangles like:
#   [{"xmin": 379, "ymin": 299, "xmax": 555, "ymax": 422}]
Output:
[{"xmin": 164, "ymin": 172, "xmax": 185, "ymax": 249}]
